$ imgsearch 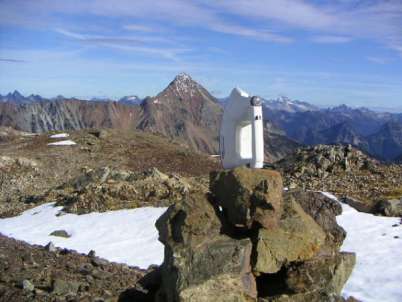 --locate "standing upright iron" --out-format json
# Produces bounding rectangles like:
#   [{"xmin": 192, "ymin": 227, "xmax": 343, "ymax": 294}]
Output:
[{"xmin": 220, "ymin": 88, "xmax": 264, "ymax": 169}]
